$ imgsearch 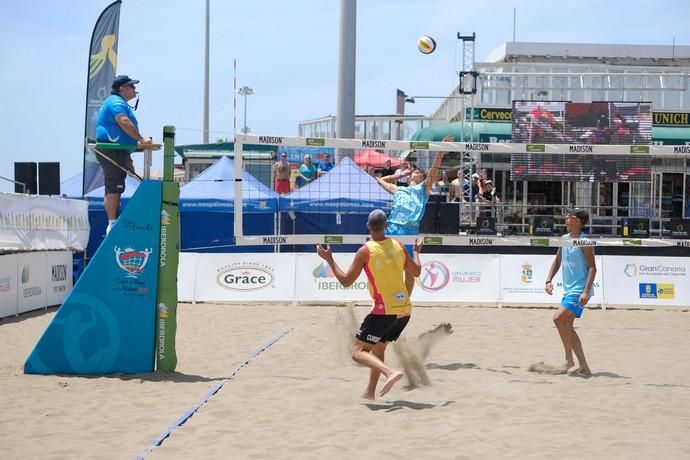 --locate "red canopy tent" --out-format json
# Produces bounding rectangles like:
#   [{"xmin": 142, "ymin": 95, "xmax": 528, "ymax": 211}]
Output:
[{"xmin": 353, "ymin": 150, "xmax": 401, "ymax": 168}]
